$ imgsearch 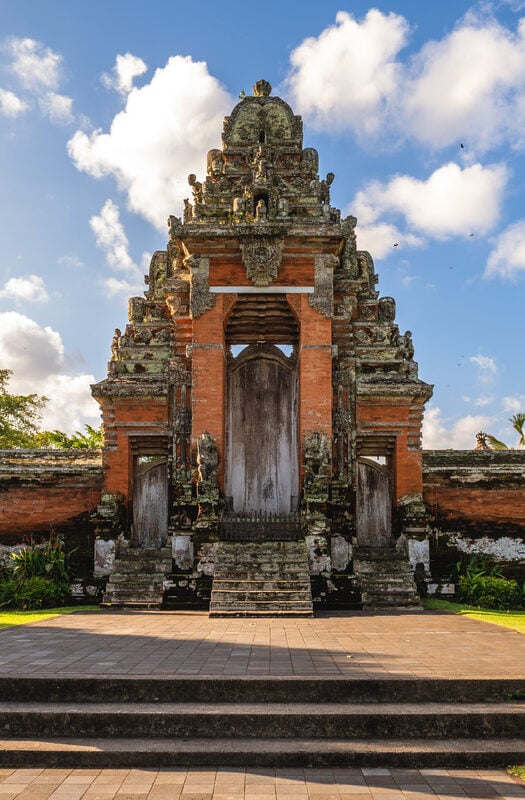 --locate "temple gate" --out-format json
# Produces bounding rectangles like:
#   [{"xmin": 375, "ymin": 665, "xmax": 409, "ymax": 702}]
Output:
[{"xmin": 92, "ymin": 79, "xmax": 433, "ymax": 613}]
